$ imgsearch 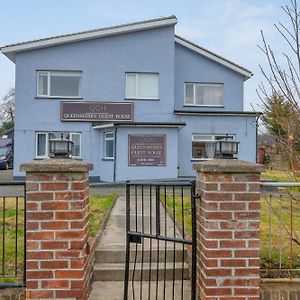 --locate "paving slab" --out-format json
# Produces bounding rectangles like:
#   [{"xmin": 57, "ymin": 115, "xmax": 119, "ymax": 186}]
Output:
[
  {"xmin": 89, "ymin": 195, "xmax": 192, "ymax": 299},
  {"xmin": 89, "ymin": 280, "xmax": 191, "ymax": 300}
]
